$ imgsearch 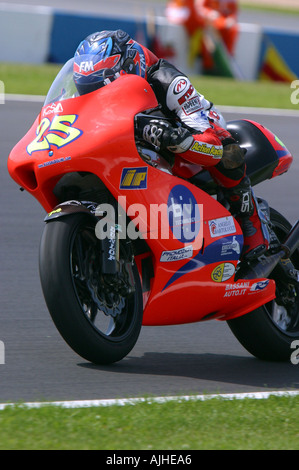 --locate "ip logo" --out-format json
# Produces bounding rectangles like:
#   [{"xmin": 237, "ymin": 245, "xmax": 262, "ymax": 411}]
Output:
[
  {"xmin": 120, "ymin": 167, "xmax": 148, "ymax": 189},
  {"xmin": 0, "ymin": 80, "xmax": 4, "ymax": 104},
  {"xmin": 0, "ymin": 341, "xmax": 4, "ymax": 365}
]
